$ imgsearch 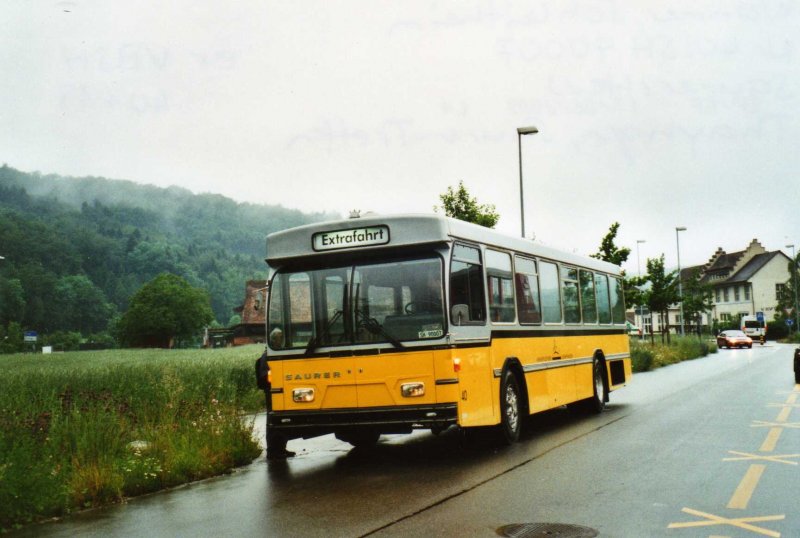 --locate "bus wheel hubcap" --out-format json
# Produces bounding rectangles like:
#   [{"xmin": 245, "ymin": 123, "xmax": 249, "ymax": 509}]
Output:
[
  {"xmin": 506, "ymin": 385, "xmax": 518, "ymax": 430},
  {"xmin": 594, "ymin": 365, "xmax": 603, "ymax": 399}
]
